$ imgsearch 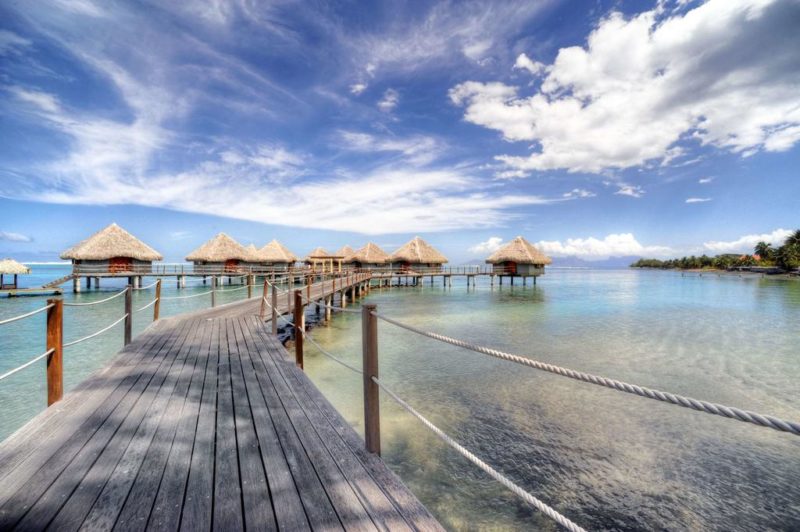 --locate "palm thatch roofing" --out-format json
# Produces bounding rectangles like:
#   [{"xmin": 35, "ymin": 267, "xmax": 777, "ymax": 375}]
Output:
[
  {"xmin": 245, "ymin": 244, "xmax": 260, "ymax": 262},
  {"xmin": 60, "ymin": 223, "xmax": 163, "ymax": 261},
  {"xmin": 305, "ymin": 247, "xmax": 344, "ymax": 260},
  {"xmin": 0, "ymin": 258, "xmax": 30, "ymax": 275},
  {"xmin": 186, "ymin": 233, "xmax": 250, "ymax": 262},
  {"xmin": 258, "ymin": 240, "xmax": 297, "ymax": 263},
  {"xmin": 486, "ymin": 236, "xmax": 552, "ymax": 265},
  {"xmin": 347, "ymin": 243, "xmax": 390, "ymax": 264},
  {"xmin": 335, "ymin": 245, "xmax": 355, "ymax": 258},
  {"xmin": 390, "ymin": 237, "xmax": 448, "ymax": 264}
]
